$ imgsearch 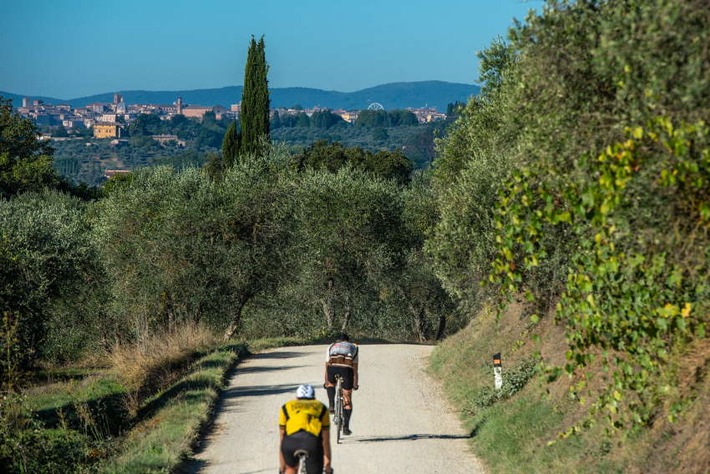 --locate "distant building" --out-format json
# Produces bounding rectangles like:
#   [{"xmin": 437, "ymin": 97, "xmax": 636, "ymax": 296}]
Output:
[
  {"xmin": 151, "ymin": 134, "xmax": 185, "ymax": 147},
  {"xmin": 104, "ymin": 169, "xmax": 131, "ymax": 179},
  {"xmin": 182, "ymin": 105, "xmax": 213, "ymax": 120},
  {"xmin": 212, "ymin": 105, "xmax": 231, "ymax": 120},
  {"xmin": 333, "ymin": 109, "xmax": 359, "ymax": 123},
  {"xmin": 93, "ymin": 123, "xmax": 122, "ymax": 139},
  {"xmin": 87, "ymin": 103, "xmax": 107, "ymax": 114},
  {"xmin": 62, "ymin": 119, "xmax": 86, "ymax": 129},
  {"xmin": 409, "ymin": 107, "xmax": 446, "ymax": 123}
]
